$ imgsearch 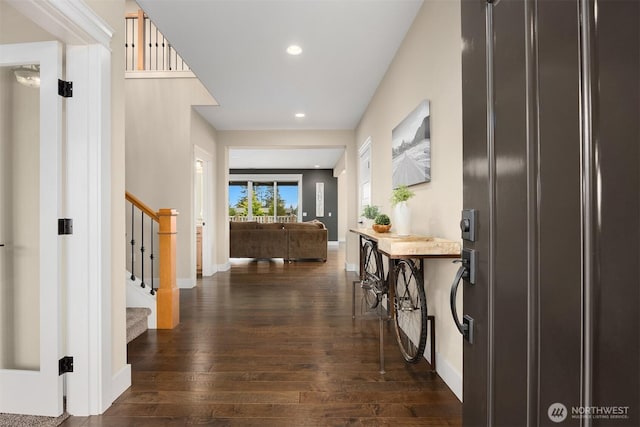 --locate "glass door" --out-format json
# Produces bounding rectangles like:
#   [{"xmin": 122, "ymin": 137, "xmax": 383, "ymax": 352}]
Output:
[{"xmin": 0, "ymin": 41, "xmax": 64, "ymax": 417}]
